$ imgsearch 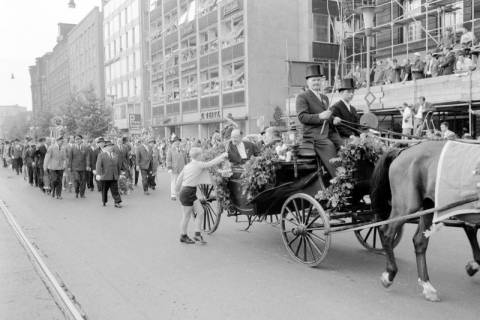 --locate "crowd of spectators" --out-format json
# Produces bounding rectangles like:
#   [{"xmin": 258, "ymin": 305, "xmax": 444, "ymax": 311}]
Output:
[{"xmin": 343, "ymin": 26, "xmax": 480, "ymax": 89}]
